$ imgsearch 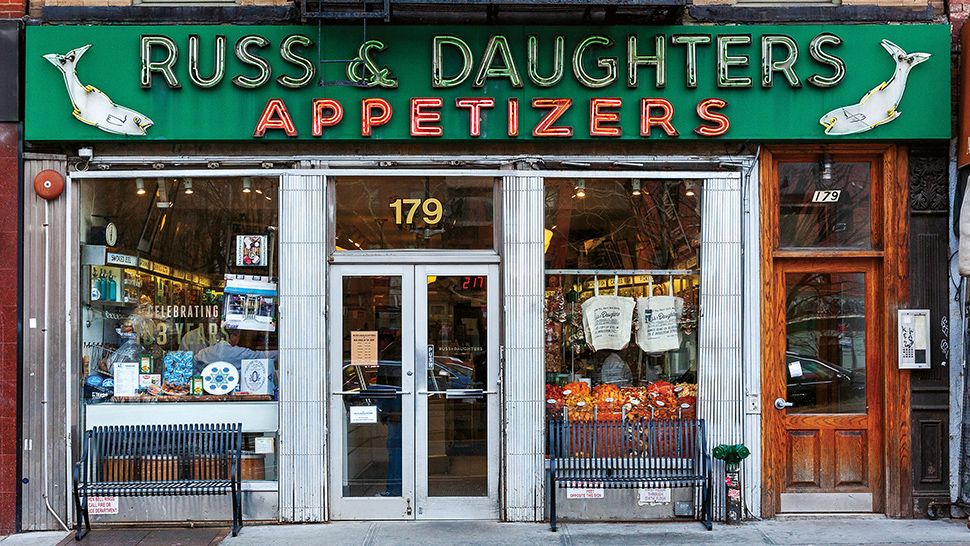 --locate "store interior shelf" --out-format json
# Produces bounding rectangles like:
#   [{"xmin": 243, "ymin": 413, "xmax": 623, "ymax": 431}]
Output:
[
  {"xmin": 85, "ymin": 401, "xmax": 279, "ymax": 433},
  {"xmin": 87, "ymin": 300, "xmax": 137, "ymax": 308}
]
